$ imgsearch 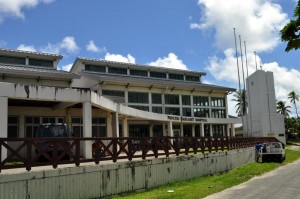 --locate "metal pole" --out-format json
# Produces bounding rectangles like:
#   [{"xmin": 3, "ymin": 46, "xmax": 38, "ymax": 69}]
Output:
[
  {"xmin": 233, "ymin": 28, "xmax": 241, "ymax": 92},
  {"xmin": 244, "ymin": 41, "xmax": 249, "ymax": 77},
  {"xmin": 254, "ymin": 51, "xmax": 258, "ymax": 71},
  {"xmin": 239, "ymin": 35, "xmax": 247, "ymax": 136}
]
